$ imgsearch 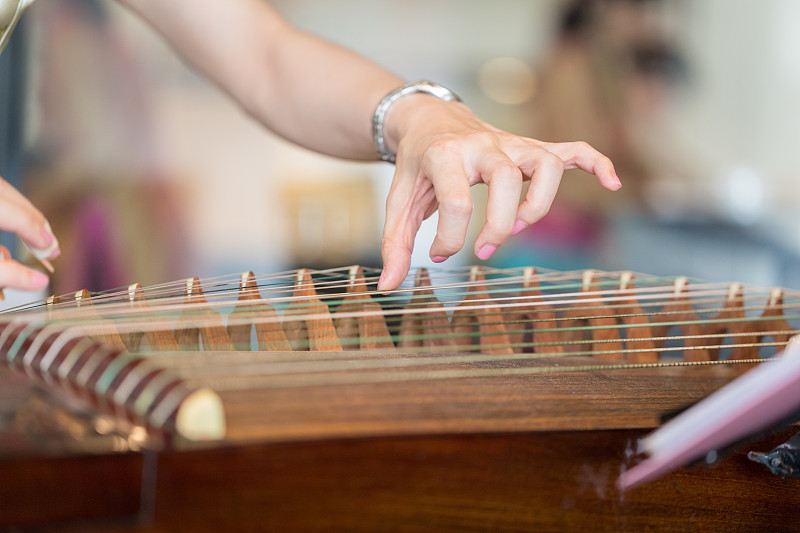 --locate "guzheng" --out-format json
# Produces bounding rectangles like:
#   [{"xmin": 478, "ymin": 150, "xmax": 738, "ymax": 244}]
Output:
[{"xmin": 2, "ymin": 265, "xmax": 800, "ymax": 532}]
